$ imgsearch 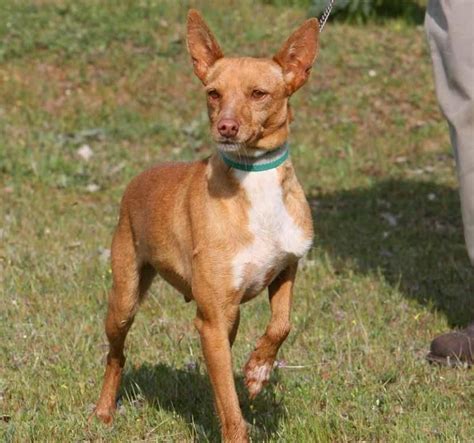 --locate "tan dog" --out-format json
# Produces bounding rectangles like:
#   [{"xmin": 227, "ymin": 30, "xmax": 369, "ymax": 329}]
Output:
[{"xmin": 93, "ymin": 10, "xmax": 319, "ymax": 442}]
